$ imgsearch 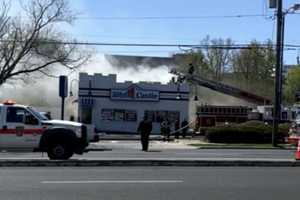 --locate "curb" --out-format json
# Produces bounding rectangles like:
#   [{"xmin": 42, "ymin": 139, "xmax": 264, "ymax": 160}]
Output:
[
  {"xmin": 0, "ymin": 159, "xmax": 299, "ymax": 167},
  {"xmin": 98, "ymin": 138, "xmax": 173, "ymax": 141},
  {"xmin": 195, "ymin": 147, "xmax": 295, "ymax": 150}
]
